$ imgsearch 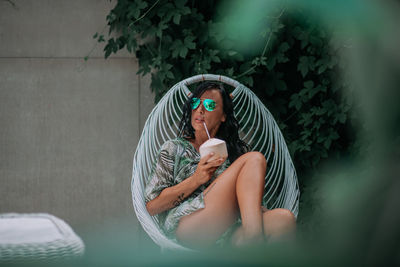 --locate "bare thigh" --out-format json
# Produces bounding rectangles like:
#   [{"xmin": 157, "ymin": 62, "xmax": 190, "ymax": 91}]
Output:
[{"xmin": 175, "ymin": 154, "xmax": 251, "ymax": 248}]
